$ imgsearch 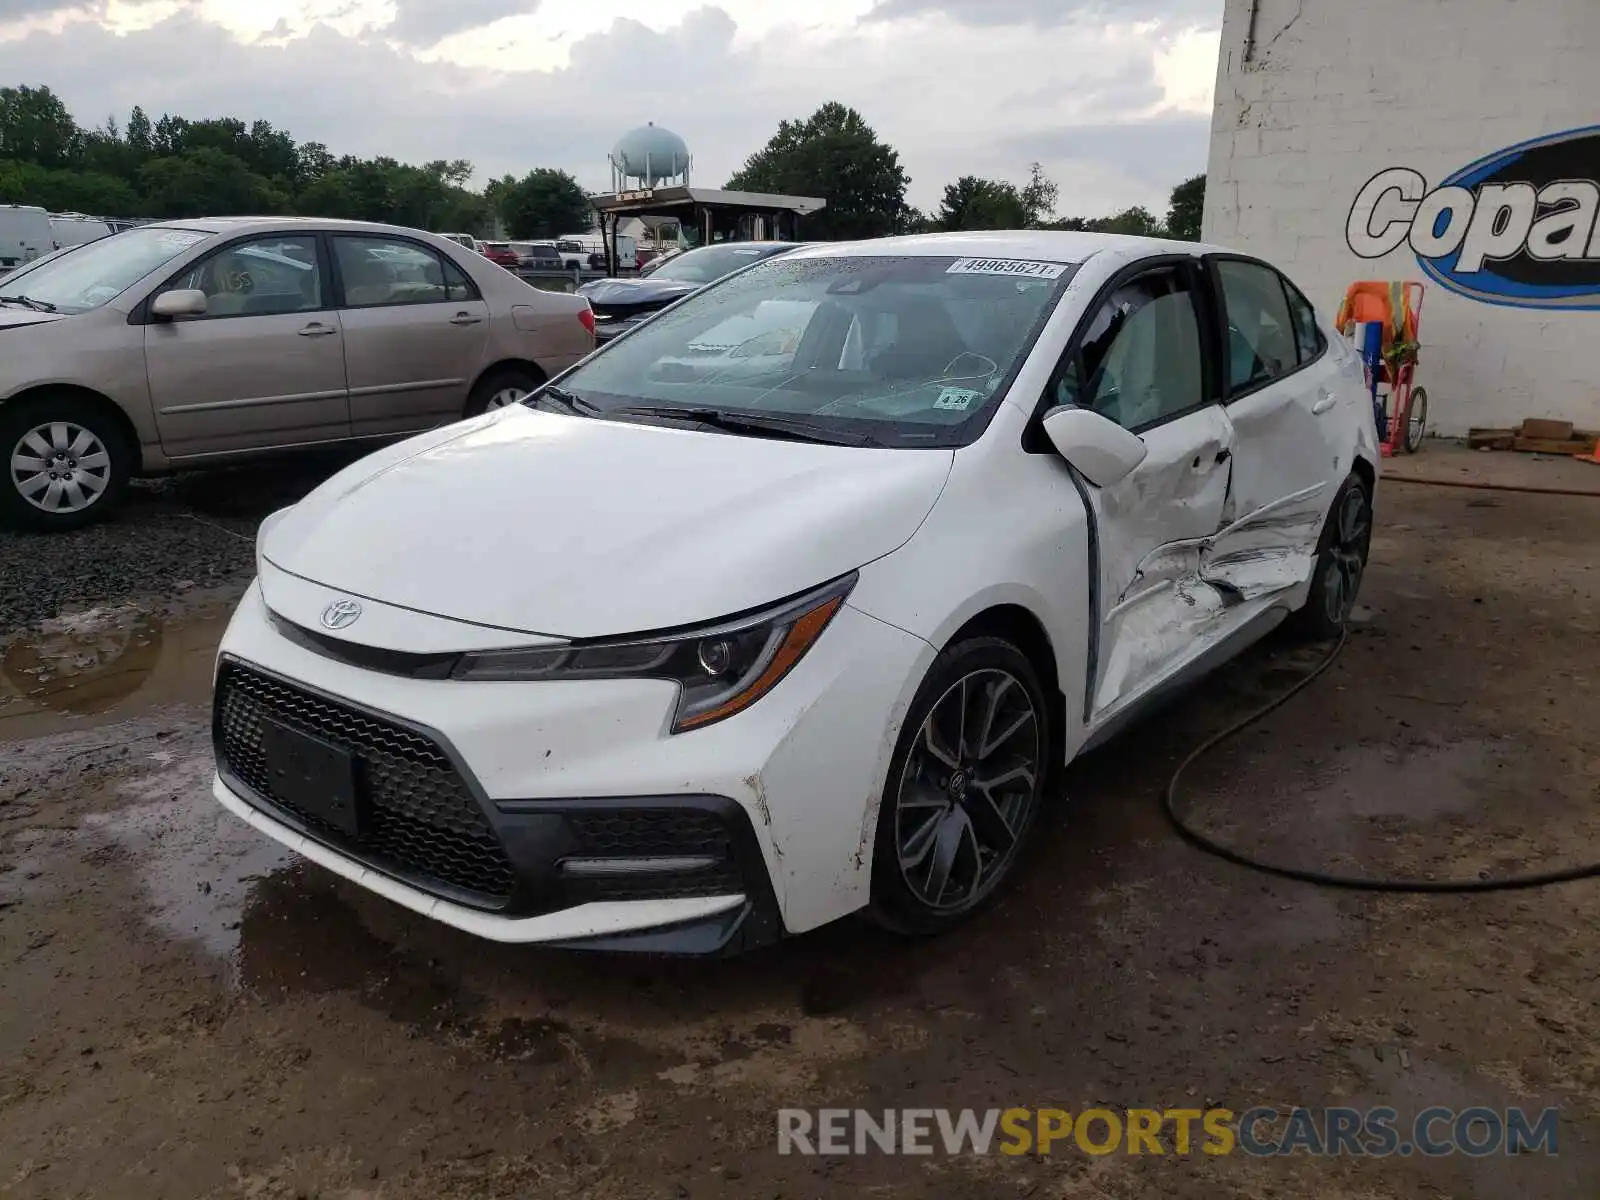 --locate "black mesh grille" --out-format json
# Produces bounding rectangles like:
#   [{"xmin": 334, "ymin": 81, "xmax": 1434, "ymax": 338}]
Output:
[
  {"xmin": 216, "ymin": 662, "xmax": 515, "ymax": 905},
  {"xmin": 562, "ymin": 808, "xmax": 745, "ymax": 903}
]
